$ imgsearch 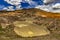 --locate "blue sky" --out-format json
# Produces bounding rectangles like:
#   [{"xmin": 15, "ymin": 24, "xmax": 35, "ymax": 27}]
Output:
[
  {"xmin": 0, "ymin": 0, "xmax": 12, "ymax": 6},
  {"xmin": 0, "ymin": 0, "xmax": 60, "ymax": 11},
  {"xmin": 0, "ymin": 0, "xmax": 60, "ymax": 7},
  {"xmin": 0, "ymin": 0, "xmax": 44, "ymax": 10},
  {"xmin": 0, "ymin": 0, "xmax": 43, "ymax": 7}
]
